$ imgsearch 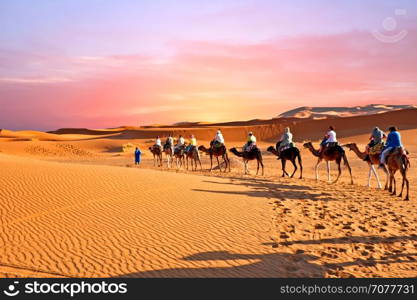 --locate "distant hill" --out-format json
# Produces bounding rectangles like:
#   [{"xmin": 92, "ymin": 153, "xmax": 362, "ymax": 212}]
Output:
[
  {"xmin": 45, "ymin": 107, "xmax": 417, "ymax": 143},
  {"xmin": 278, "ymin": 104, "xmax": 417, "ymax": 119}
]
